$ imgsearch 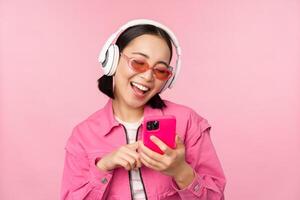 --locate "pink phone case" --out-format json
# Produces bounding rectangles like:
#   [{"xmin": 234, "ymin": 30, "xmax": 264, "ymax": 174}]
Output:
[{"xmin": 142, "ymin": 115, "xmax": 176, "ymax": 155}]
